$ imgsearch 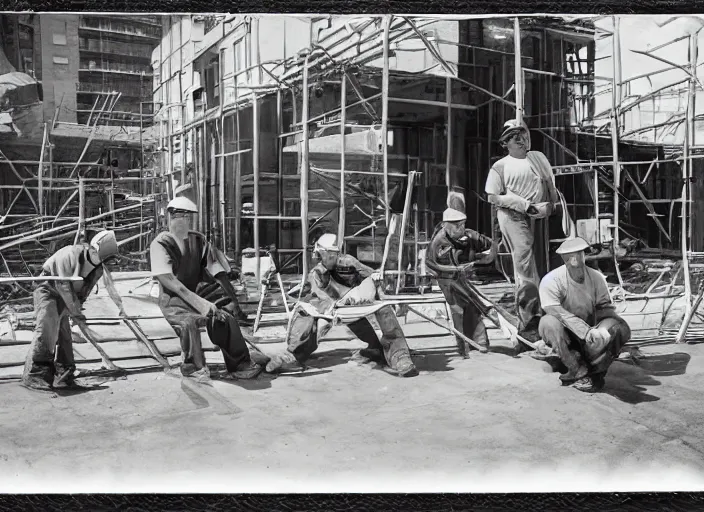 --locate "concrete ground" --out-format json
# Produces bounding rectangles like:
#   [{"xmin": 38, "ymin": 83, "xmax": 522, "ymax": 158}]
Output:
[{"xmin": 2, "ymin": 321, "xmax": 704, "ymax": 493}]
